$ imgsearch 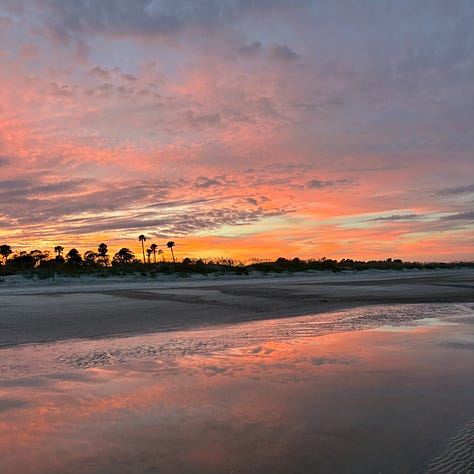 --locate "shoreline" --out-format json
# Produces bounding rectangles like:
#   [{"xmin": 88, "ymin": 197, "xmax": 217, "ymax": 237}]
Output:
[{"xmin": 1, "ymin": 268, "xmax": 473, "ymax": 348}]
